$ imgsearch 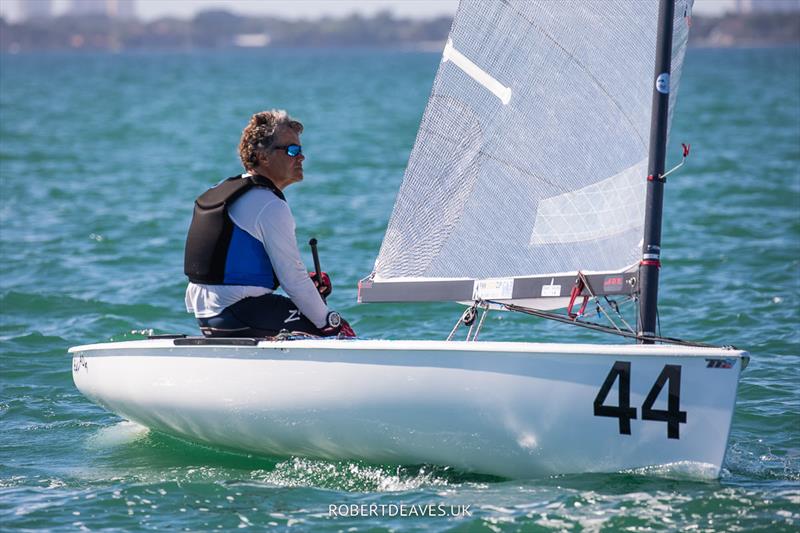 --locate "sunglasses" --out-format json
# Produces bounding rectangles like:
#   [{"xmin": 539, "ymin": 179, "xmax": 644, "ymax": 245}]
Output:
[{"xmin": 272, "ymin": 144, "xmax": 302, "ymax": 157}]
